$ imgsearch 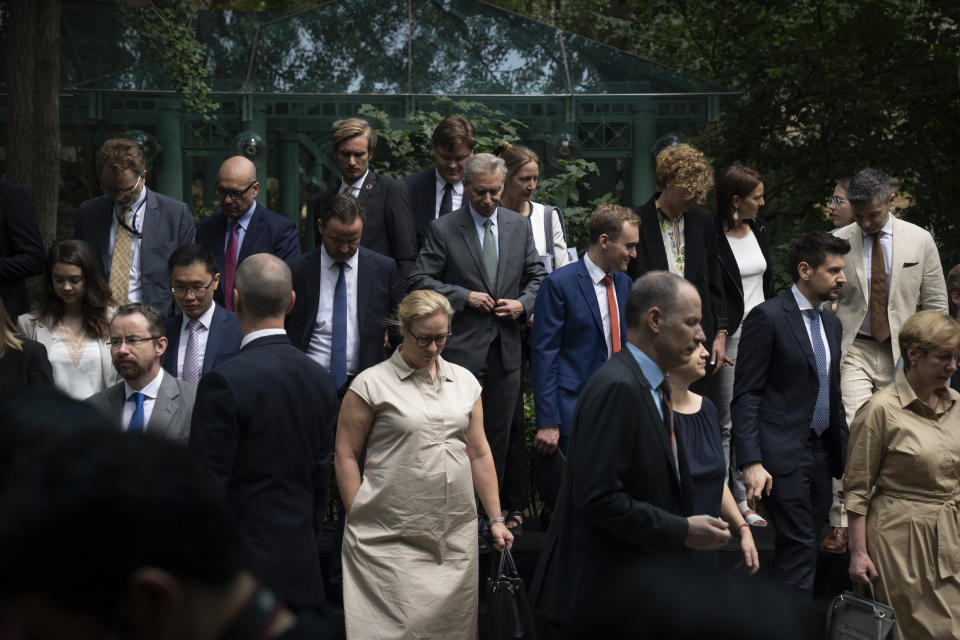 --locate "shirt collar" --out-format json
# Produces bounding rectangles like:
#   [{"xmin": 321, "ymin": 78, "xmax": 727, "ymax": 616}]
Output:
[
  {"xmin": 240, "ymin": 328, "xmax": 287, "ymax": 349},
  {"xmin": 390, "ymin": 347, "xmax": 455, "ymax": 382},
  {"xmin": 791, "ymin": 284, "xmax": 817, "ymax": 312},
  {"xmin": 469, "ymin": 205, "xmax": 497, "ymax": 228},
  {"xmin": 181, "ymin": 303, "xmax": 216, "ymax": 332},
  {"xmin": 582, "ymin": 252, "xmax": 608, "ymax": 285},
  {"xmin": 125, "ymin": 367, "xmax": 164, "ymax": 400},
  {"xmin": 340, "ymin": 170, "xmax": 369, "ymax": 193},
  {"xmin": 894, "ymin": 367, "xmax": 955, "ymax": 417},
  {"xmin": 626, "ymin": 342, "xmax": 665, "ymax": 390},
  {"xmin": 233, "ymin": 201, "xmax": 257, "ymax": 231},
  {"xmin": 861, "ymin": 213, "xmax": 894, "ymax": 239},
  {"xmin": 319, "ymin": 243, "xmax": 359, "ymax": 270},
  {"xmin": 435, "ymin": 169, "xmax": 462, "ymax": 194}
]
